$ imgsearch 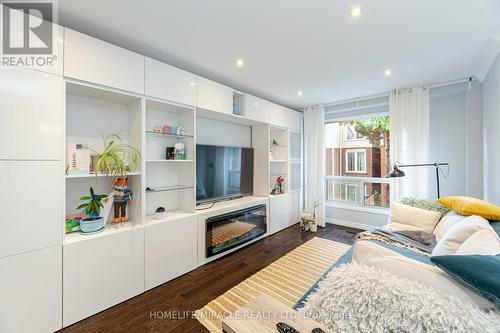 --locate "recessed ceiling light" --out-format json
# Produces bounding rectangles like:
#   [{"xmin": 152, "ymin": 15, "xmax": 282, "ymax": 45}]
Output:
[
  {"xmin": 189, "ymin": 81, "xmax": 196, "ymax": 86},
  {"xmin": 236, "ymin": 59, "xmax": 244, "ymax": 67},
  {"xmin": 384, "ymin": 69, "xmax": 392, "ymax": 77},
  {"xmin": 297, "ymin": 90, "xmax": 303, "ymax": 97},
  {"xmin": 350, "ymin": 6, "xmax": 362, "ymax": 17}
]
